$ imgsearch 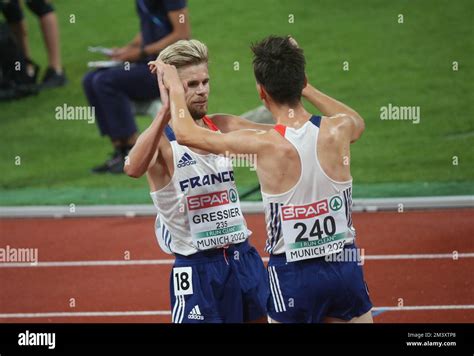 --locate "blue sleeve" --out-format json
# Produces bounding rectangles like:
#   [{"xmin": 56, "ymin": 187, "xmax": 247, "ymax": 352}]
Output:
[{"xmin": 163, "ymin": 0, "xmax": 186, "ymax": 12}]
